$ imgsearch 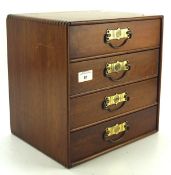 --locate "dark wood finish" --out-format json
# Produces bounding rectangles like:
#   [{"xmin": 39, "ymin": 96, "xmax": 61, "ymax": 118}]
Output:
[
  {"xmin": 71, "ymin": 106, "xmax": 157, "ymax": 163},
  {"xmin": 71, "ymin": 130, "xmax": 157, "ymax": 166},
  {"xmin": 7, "ymin": 15, "xmax": 70, "ymax": 167},
  {"xmin": 70, "ymin": 15, "xmax": 163, "ymax": 26},
  {"xmin": 70, "ymin": 47, "xmax": 160, "ymax": 63},
  {"xmin": 156, "ymin": 16, "xmax": 164, "ymax": 130},
  {"xmin": 7, "ymin": 12, "xmax": 163, "ymax": 168},
  {"xmin": 71, "ymin": 78, "xmax": 157, "ymax": 129},
  {"xmin": 70, "ymin": 49, "xmax": 159, "ymax": 95},
  {"xmin": 69, "ymin": 19, "xmax": 161, "ymax": 59}
]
